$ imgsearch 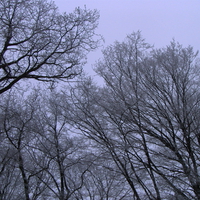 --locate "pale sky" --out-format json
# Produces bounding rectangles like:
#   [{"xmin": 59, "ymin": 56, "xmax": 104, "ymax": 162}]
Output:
[{"xmin": 53, "ymin": 0, "xmax": 200, "ymax": 76}]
